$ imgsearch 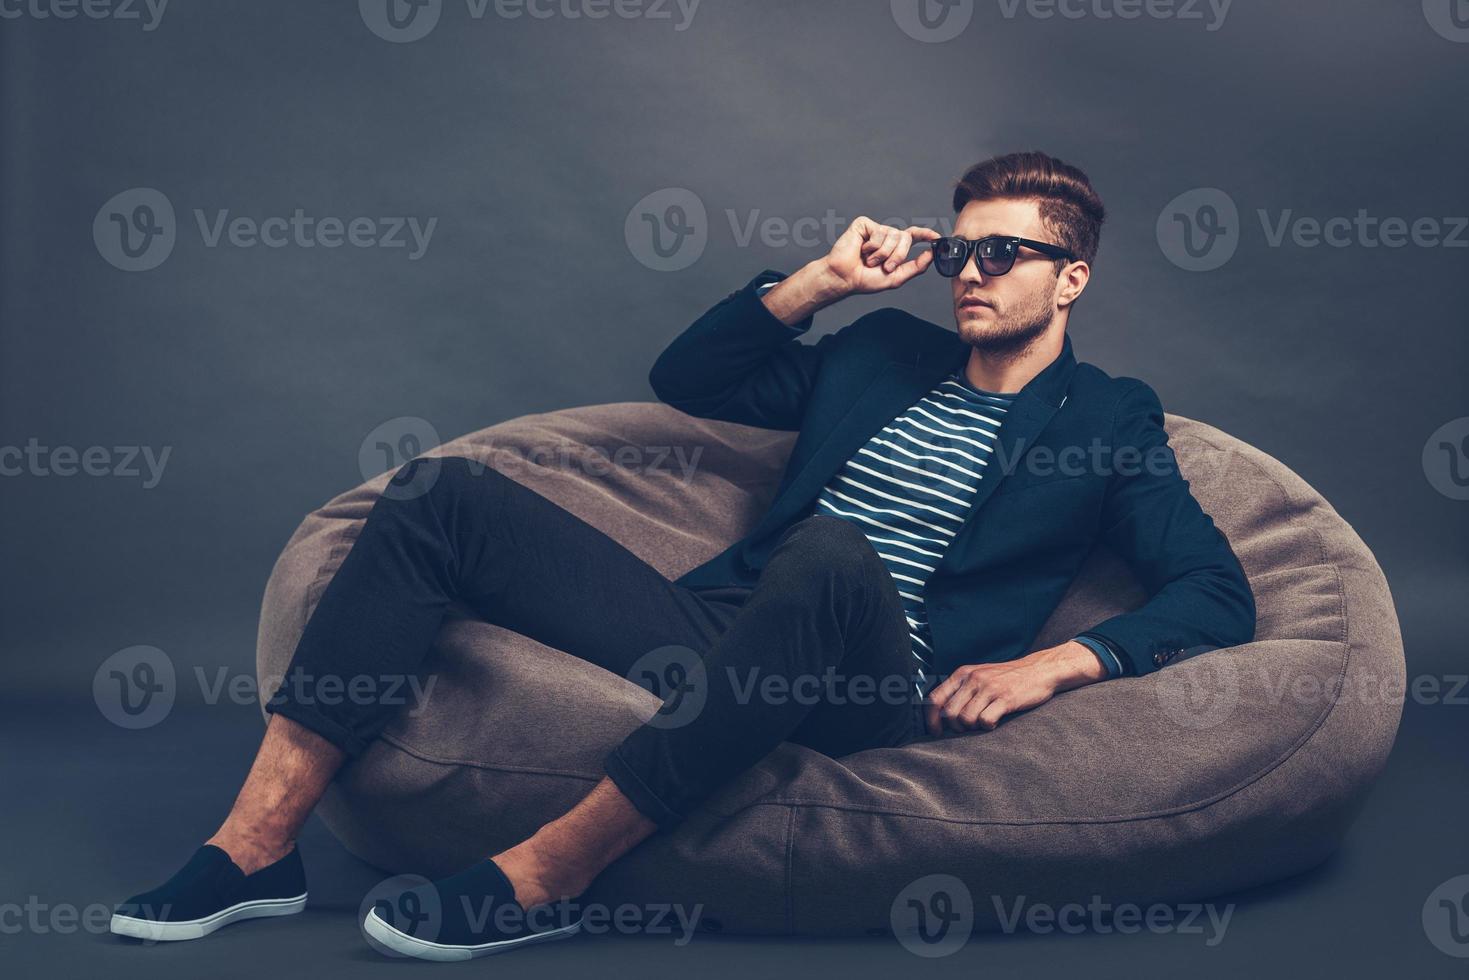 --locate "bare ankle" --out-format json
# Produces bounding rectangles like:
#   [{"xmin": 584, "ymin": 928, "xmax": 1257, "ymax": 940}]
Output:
[
  {"xmin": 206, "ymin": 829, "xmax": 292, "ymax": 876},
  {"xmin": 492, "ymin": 841, "xmax": 590, "ymax": 910}
]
